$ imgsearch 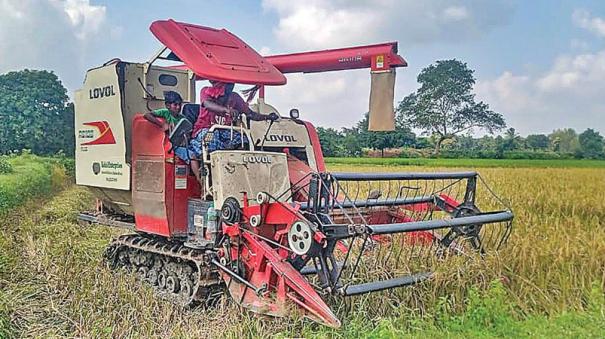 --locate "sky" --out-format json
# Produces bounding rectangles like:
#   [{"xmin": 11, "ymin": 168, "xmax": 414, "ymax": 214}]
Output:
[{"xmin": 1, "ymin": 0, "xmax": 604, "ymax": 136}]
